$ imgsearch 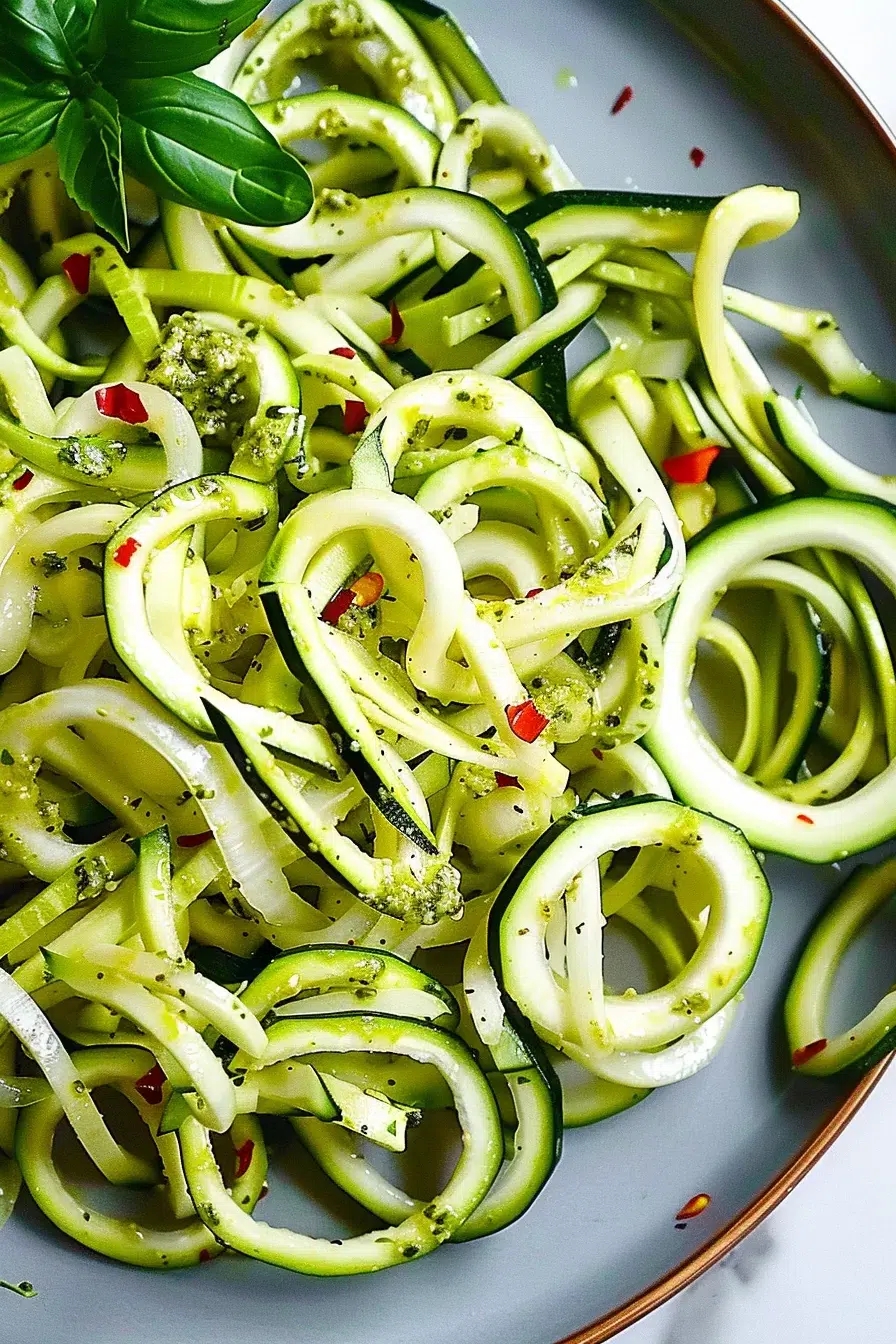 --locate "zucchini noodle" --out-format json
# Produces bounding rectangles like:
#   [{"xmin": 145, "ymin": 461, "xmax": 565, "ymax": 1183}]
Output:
[{"xmin": 0, "ymin": 0, "xmax": 893, "ymax": 1281}]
